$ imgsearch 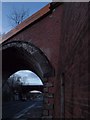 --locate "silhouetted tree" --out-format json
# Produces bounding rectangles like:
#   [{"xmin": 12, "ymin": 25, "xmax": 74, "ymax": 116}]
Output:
[{"xmin": 7, "ymin": 7, "xmax": 29, "ymax": 27}]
